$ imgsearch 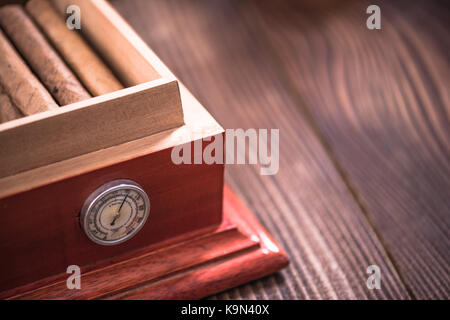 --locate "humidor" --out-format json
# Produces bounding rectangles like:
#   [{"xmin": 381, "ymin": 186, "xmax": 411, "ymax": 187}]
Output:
[{"xmin": 0, "ymin": 0, "xmax": 287, "ymax": 299}]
